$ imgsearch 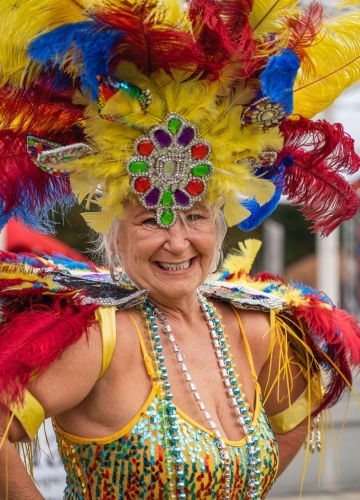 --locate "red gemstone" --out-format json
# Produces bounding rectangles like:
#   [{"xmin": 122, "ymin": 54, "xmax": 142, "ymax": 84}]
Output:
[
  {"xmin": 137, "ymin": 141, "xmax": 154, "ymax": 156},
  {"xmin": 186, "ymin": 180, "xmax": 204, "ymax": 196},
  {"xmin": 191, "ymin": 143, "xmax": 208, "ymax": 160},
  {"xmin": 134, "ymin": 177, "xmax": 151, "ymax": 193}
]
